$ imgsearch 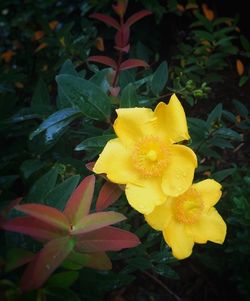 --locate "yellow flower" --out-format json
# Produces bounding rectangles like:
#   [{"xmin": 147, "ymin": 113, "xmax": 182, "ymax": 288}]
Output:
[
  {"xmin": 145, "ymin": 179, "xmax": 226, "ymax": 259},
  {"xmin": 93, "ymin": 94, "xmax": 197, "ymax": 214}
]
